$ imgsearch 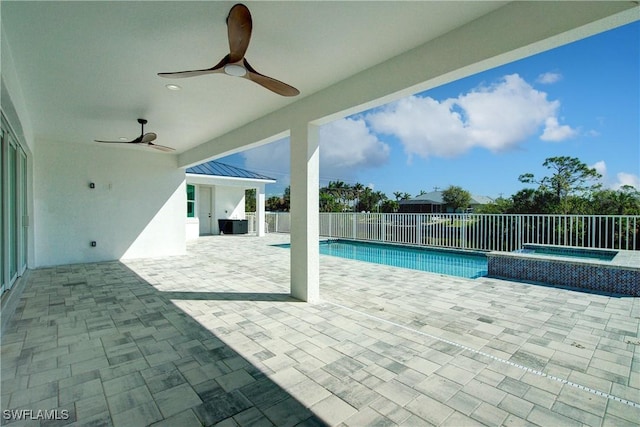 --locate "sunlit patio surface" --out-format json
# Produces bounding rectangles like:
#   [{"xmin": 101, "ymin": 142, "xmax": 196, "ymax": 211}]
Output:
[{"xmin": 2, "ymin": 234, "xmax": 639, "ymax": 426}]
